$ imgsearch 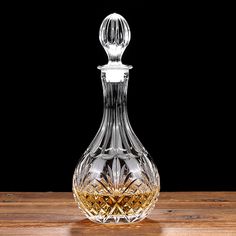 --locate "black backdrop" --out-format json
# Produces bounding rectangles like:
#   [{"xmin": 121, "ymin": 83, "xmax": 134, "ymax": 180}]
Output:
[{"xmin": 1, "ymin": 4, "xmax": 235, "ymax": 191}]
